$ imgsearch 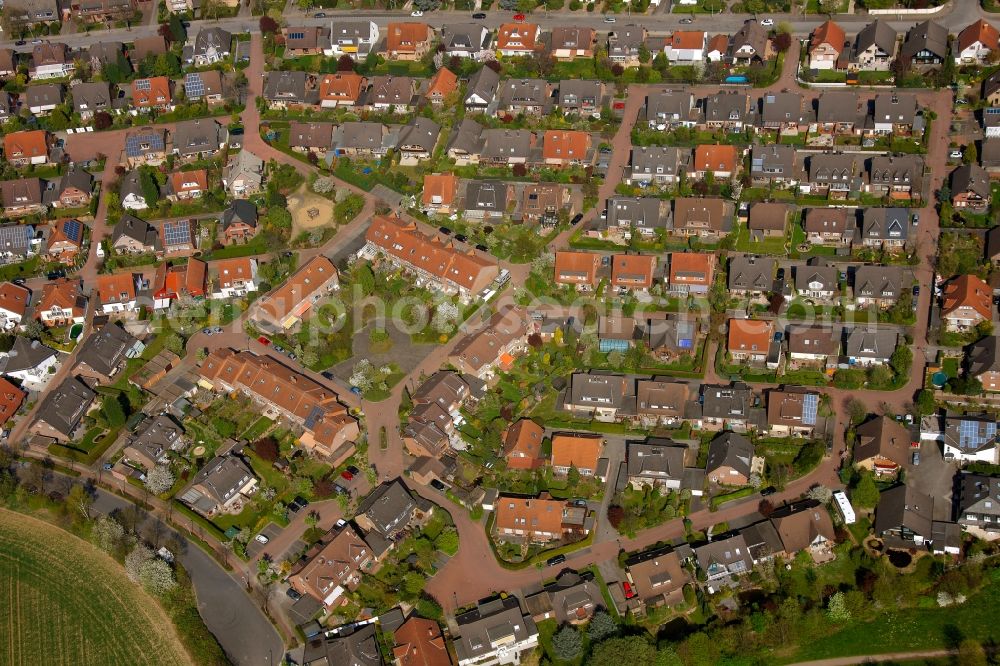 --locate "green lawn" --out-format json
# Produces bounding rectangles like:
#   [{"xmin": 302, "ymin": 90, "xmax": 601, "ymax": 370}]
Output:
[{"xmin": 201, "ymin": 235, "xmax": 269, "ymax": 260}]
